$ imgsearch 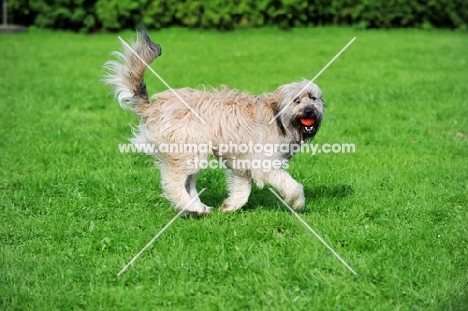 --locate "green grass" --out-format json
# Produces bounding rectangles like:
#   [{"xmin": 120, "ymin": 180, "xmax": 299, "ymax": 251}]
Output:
[{"xmin": 1, "ymin": 27, "xmax": 467, "ymax": 310}]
